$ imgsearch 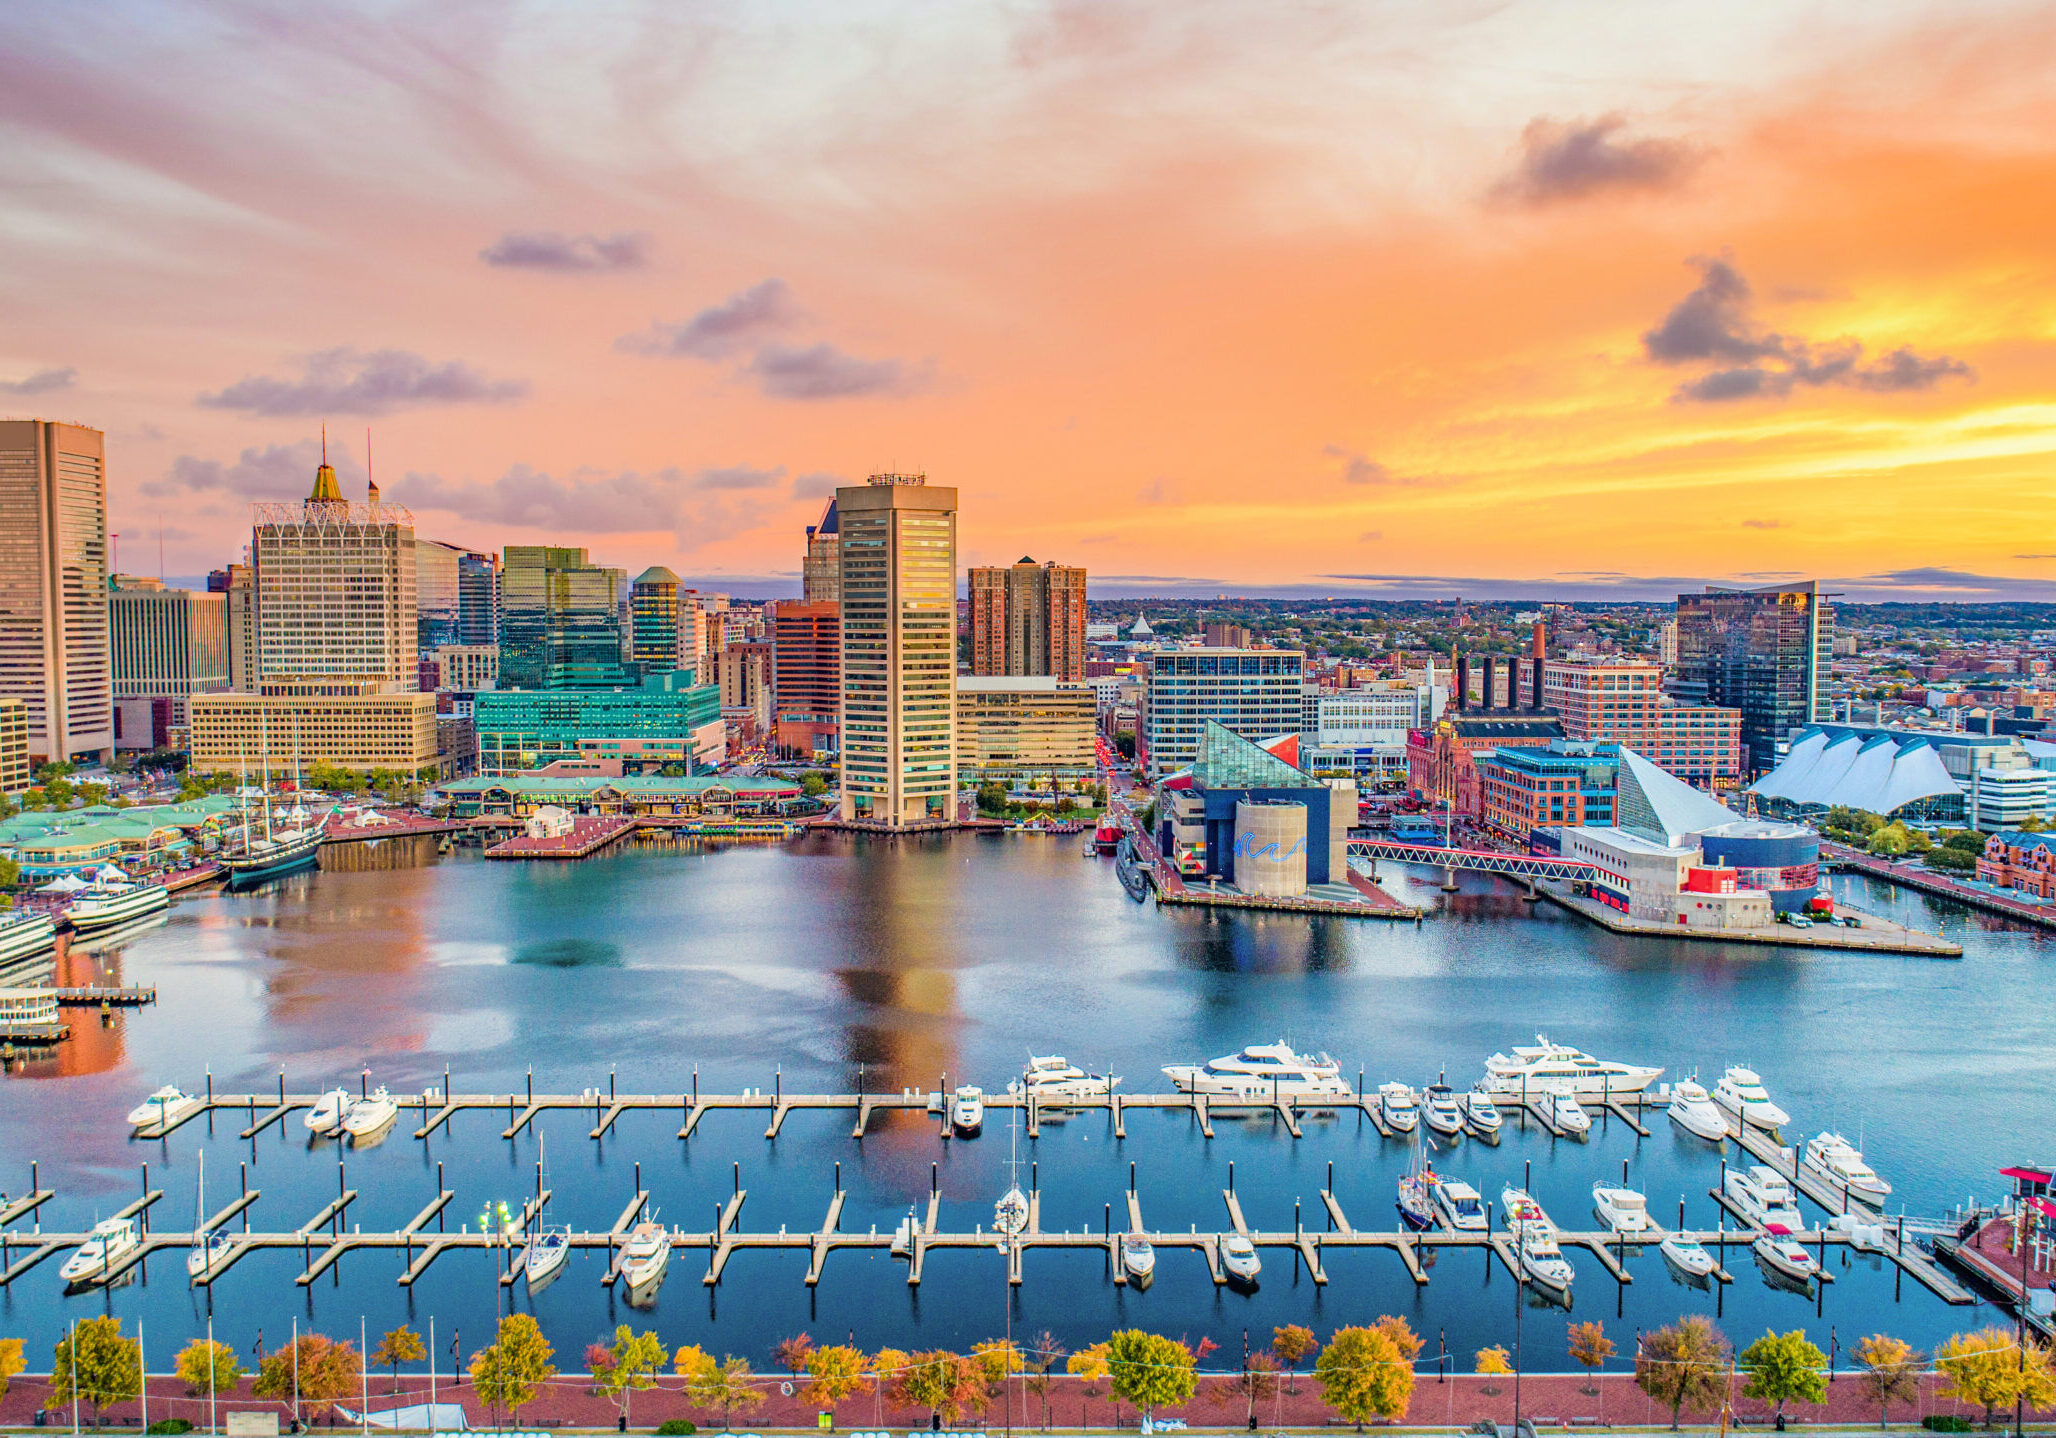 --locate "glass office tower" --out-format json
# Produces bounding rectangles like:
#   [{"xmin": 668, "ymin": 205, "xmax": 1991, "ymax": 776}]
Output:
[{"xmin": 499, "ymin": 546, "xmax": 637, "ymax": 690}]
